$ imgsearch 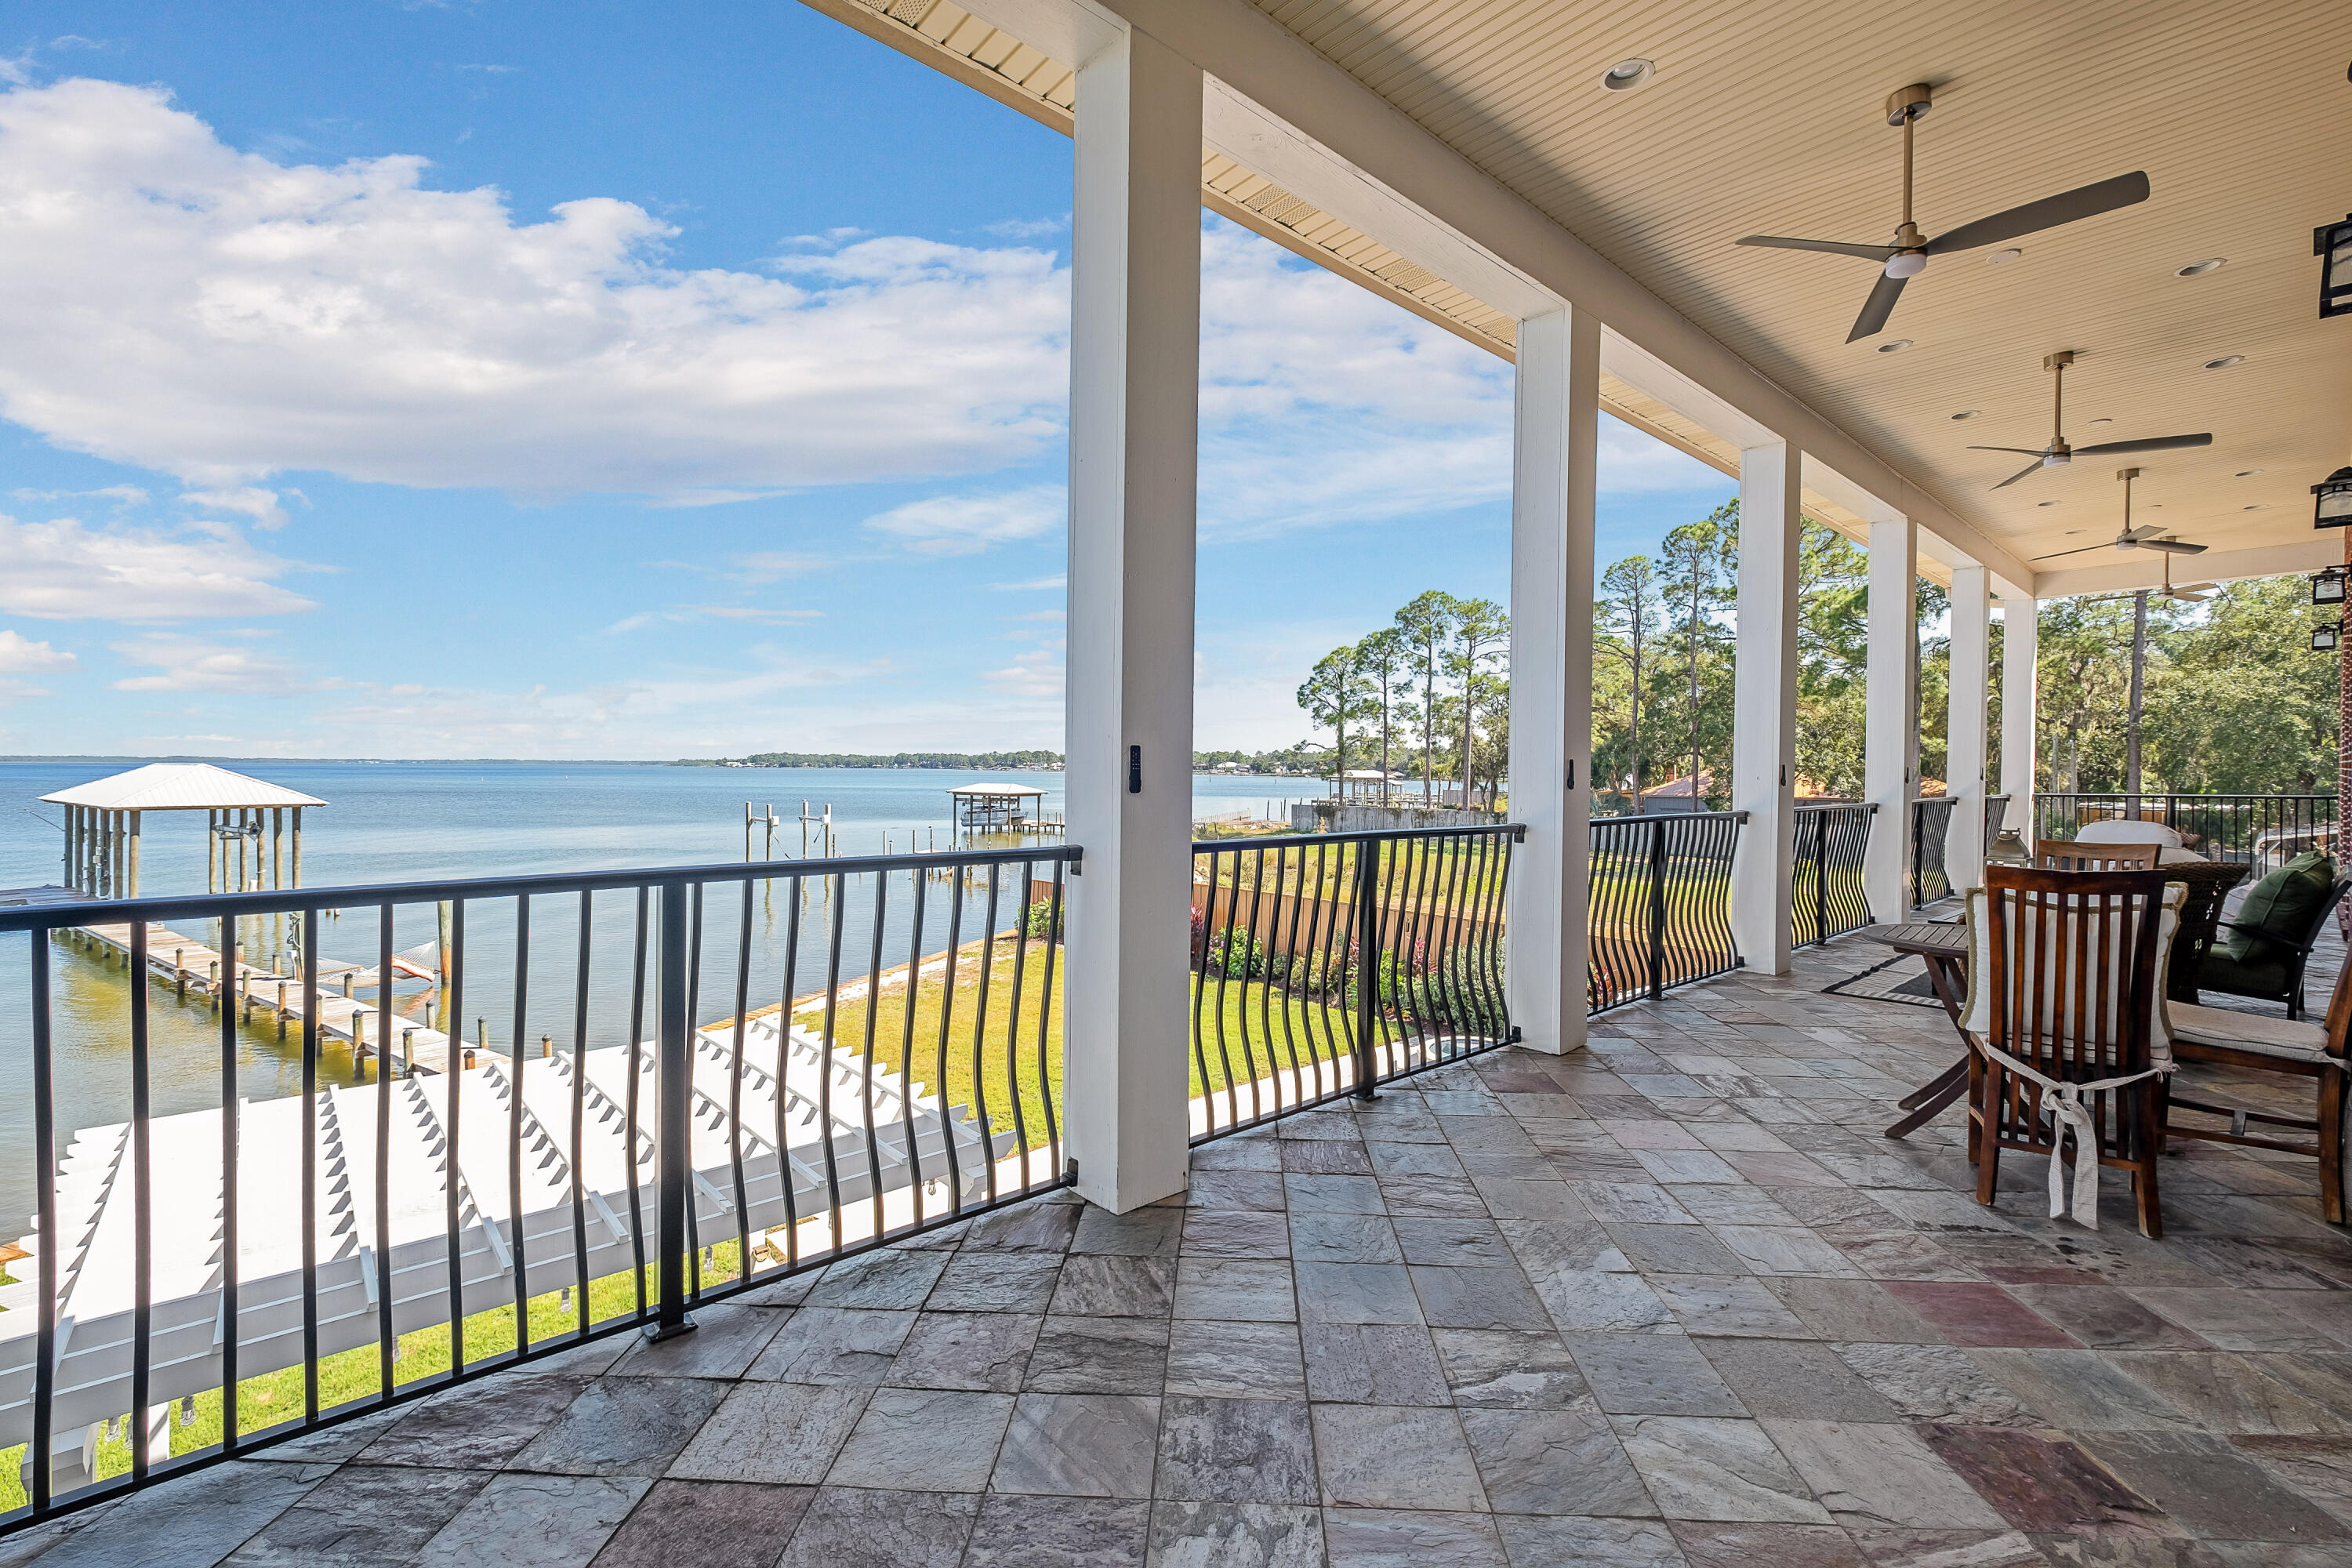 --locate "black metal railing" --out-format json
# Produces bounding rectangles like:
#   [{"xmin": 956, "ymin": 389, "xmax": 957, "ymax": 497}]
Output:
[
  {"xmin": 1190, "ymin": 824, "xmax": 1519, "ymax": 1140},
  {"xmin": 1793, "ymin": 804, "xmax": 1876, "ymax": 947},
  {"xmin": 2034, "ymin": 793, "xmax": 2336, "ymax": 872},
  {"xmin": 1984, "ymin": 794, "xmax": 2012, "ymax": 851},
  {"xmin": 1588, "ymin": 811, "xmax": 1745, "ymax": 1012},
  {"xmin": 1911, "ymin": 798, "xmax": 1957, "ymax": 908},
  {"xmin": 0, "ymin": 844, "xmax": 1072, "ymax": 1526}
]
